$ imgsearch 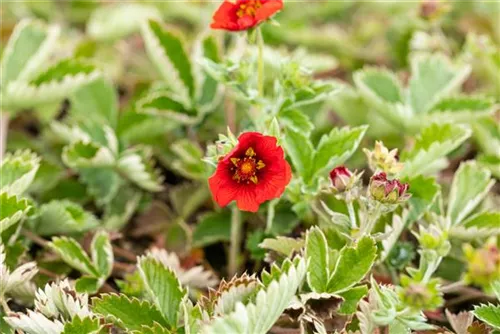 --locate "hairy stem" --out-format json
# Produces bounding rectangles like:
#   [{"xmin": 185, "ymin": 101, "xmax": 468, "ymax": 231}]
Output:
[
  {"xmin": 228, "ymin": 205, "xmax": 242, "ymax": 277},
  {"xmin": 0, "ymin": 112, "xmax": 9, "ymax": 161},
  {"xmin": 346, "ymin": 201, "xmax": 357, "ymax": 229}
]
